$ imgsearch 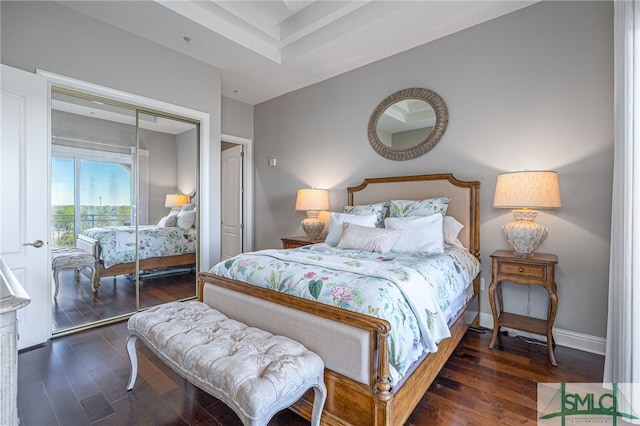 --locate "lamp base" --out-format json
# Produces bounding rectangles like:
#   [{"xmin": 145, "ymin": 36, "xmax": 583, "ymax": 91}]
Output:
[
  {"xmin": 301, "ymin": 215, "xmax": 324, "ymax": 240},
  {"xmin": 502, "ymin": 209, "xmax": 548, "ymax": 257}
]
